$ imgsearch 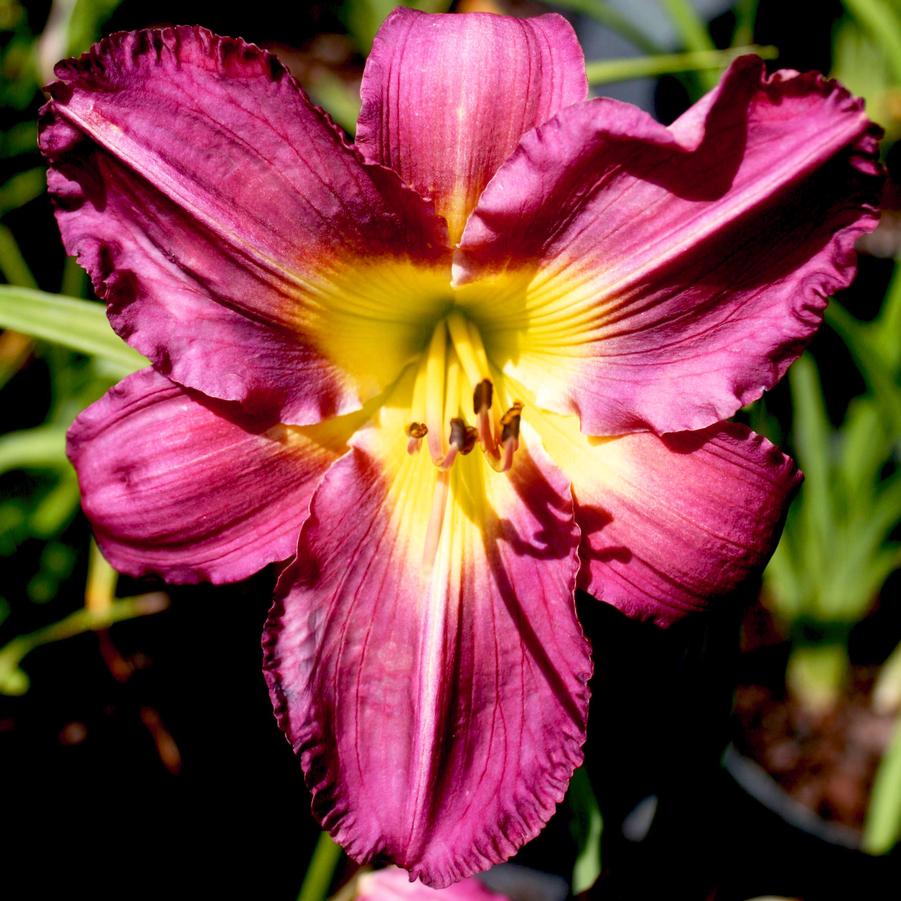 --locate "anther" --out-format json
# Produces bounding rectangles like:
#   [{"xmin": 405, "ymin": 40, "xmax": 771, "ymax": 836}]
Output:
[
  {"xmin": 500, "ymin": 402, "xmax": 523, "ymax": 444},
  {"xmin": 472, "ymin": 378, "xmax": 496, "ymax": 453},
  {"xmin": 472, "ymin": 380, "xmax": 493, "ymax": 415},
  {"xmin": 406, "ymin": 421, "xmax": 428, "ymax": 455},
  {"xmin": 497, "ymin": 402, "xmax": 523, "ymax": 472},
  {"xmin": 449, "ymin": 418, "xmax": 477, "ymax": 455}
]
